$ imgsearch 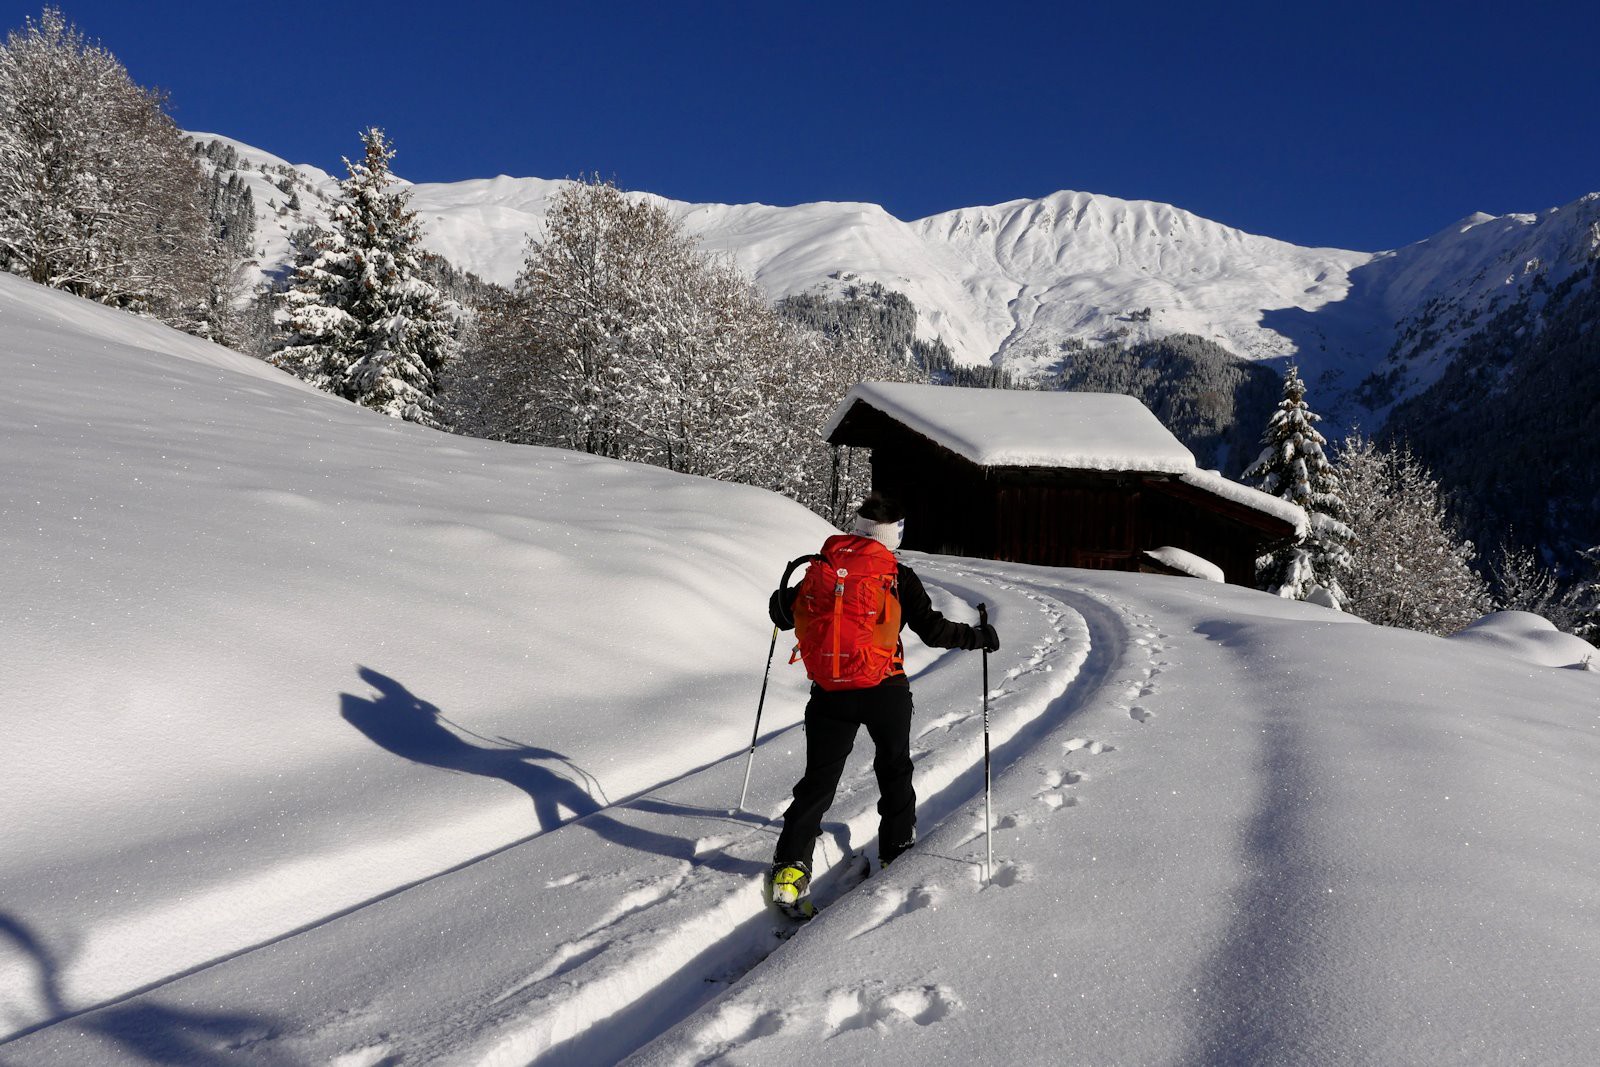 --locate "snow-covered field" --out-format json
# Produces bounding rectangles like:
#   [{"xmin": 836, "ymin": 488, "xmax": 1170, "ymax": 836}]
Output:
[{"xmin": 3, "ymin": 276, "xmax": 1598, "ymax": 1065}]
